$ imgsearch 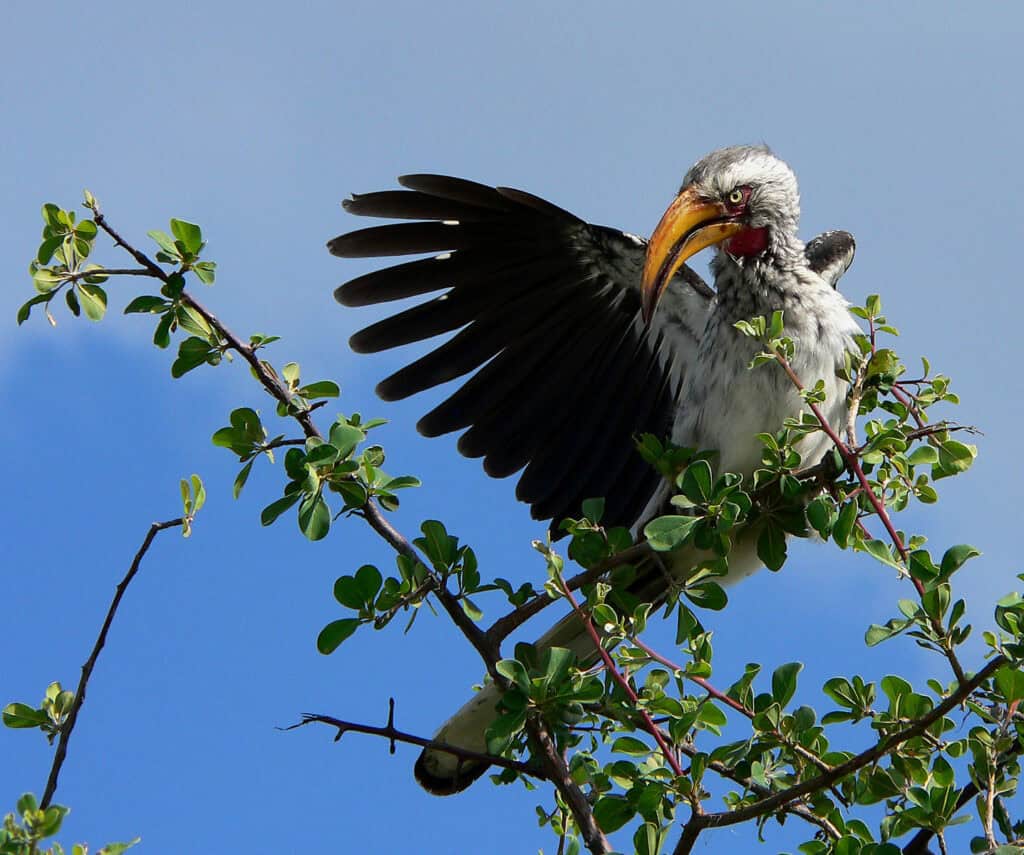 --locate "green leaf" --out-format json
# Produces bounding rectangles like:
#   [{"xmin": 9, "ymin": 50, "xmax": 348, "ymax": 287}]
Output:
[
  {"xmin": 907, "ymin": 445, "xmax": 939, "ymax": 466},
  {"xmin": 171, "ymin": 336, "xmax": 215, "ymax": 377},
  {"xmin": 67, "ymin": 287, "xmax": 82, "ymax": 316},
  {"xmin": 16, "ymin": 293, "xmax": 51, "ymax": 325},
  {"xmin": 995, "ymin": 665, "xmax": 1024, "ymax": 701},
  {"xmin": 771, "ymin": 662, "xmax": 803, "ymax": 708},
  {"xmin": 306, "ymin": 444, "xmax": 340, "ymax": 467},
  {"xmin": 933, "ymin": 439, "xmax": 976, "ymax": 479},
  {"xmin": 684, "ymin": 582, "xmax": 727, "ymax": 611},
  {"xmin": 298, "ymin": 493, "xmax": 331, "ymax": 541},
  {"xmin": 170, "ymin": 218, "xmax": 203, "ymax": 254},
  {"xmin": 148, "ymin": 229, "xmax": 179, "ymax": 257},
  {"xmin": 37, "ymin": 235, "xmax": 64, "ymax": 264},
  {"xmin": 355, "ymin": 564, "xmax": 383, "ymax": 602},
  {"xmin": 97, "ymin": 839, "xmax": 141, "ymax": 855},
  {"xmin": 805, "ymin": 496, "xmax": 833, "ymax": 538},
  {"xmin": 757, "ymin": 523, "xmax": 787, "ymax": 571},
  {"xmin": 461, "ymin": 596, "xmax": 483, "ymax": 621},
  {"xmin": 940, "ymin": 544, "xmax": 980, "ymax": 577},
  {"xmin": 865, "ymin": 617, "xmax": 914, "ymax": 646},
  {"xmin": 124, "ymin": 295, "xmax": 168, "ymax": 314},
  {"xmin": 233, "ymin": 459, "xmax": 255, "ymax": 499},
  {"xmin": 299, "ymin": 380, "xmax": 340, "ymax": 399},
  {"xmin": 644, "ymin": 514, "xmax": 698, "ymax": 551},
  {"xmin": 77, "ymin": 283, "xmax": 107, "ymax": 321},
  {"xmin": 2, "ymin": 703, "xmax": 48, "ymax": 728},
  {"xmin": 261, "ymin": 492, "xmax": 300, "ymax": 526},
  {"xmin": 382, "ymin": 475, "xmax": 421, "ymax": 491},
  {"xmin": 42, "ymin": 203, "xmax": 63, "ymax": 227},
  {"xmin": 190, "ymin": 474, "xmax": 206, "ymax": 512},
  {"xmin": 153, "ymin": 312, "xmax": 174, "ymax": 348},
  {"xmin": 317, "ymin": 618, "xmax": 360, "ymax": 654},
  {"xmin": 833, "ymin": 500, "xmax": 858, "ymax": 548},
  {"xmin": 539, "ymin": 646, "xmax": 575, "ymax": 694},
  {"xmin": 861, "ymin": 538, "xmax": 902, "ymax": 570},
  {"xmin": 880, "ymin": 674, "xmax": 912, "ymax": 704},
  {"xmin": 329, "ymin": 421, "xmax": 365, "ymax": 458},
  {"xmin": 680, "ymin": 459, "xmax": 713, "ymax": 503},
  {"xmin": 283, "ymin": 362, "xmax": 301, "ymax": 385},
  {"xmin": 594, "ymin": 795, "xmax": 635, "ymax": 833},
  {"xmin": 192, "ymin": 260, "xmax": 217, "ymax": 285},
  {"xmin": 611, "ymin": 736, "xmax": 651, "ymax": 756},
  {"xmin": 496, "ymin": 659, "xmax": 530, "ymax": 693}
]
